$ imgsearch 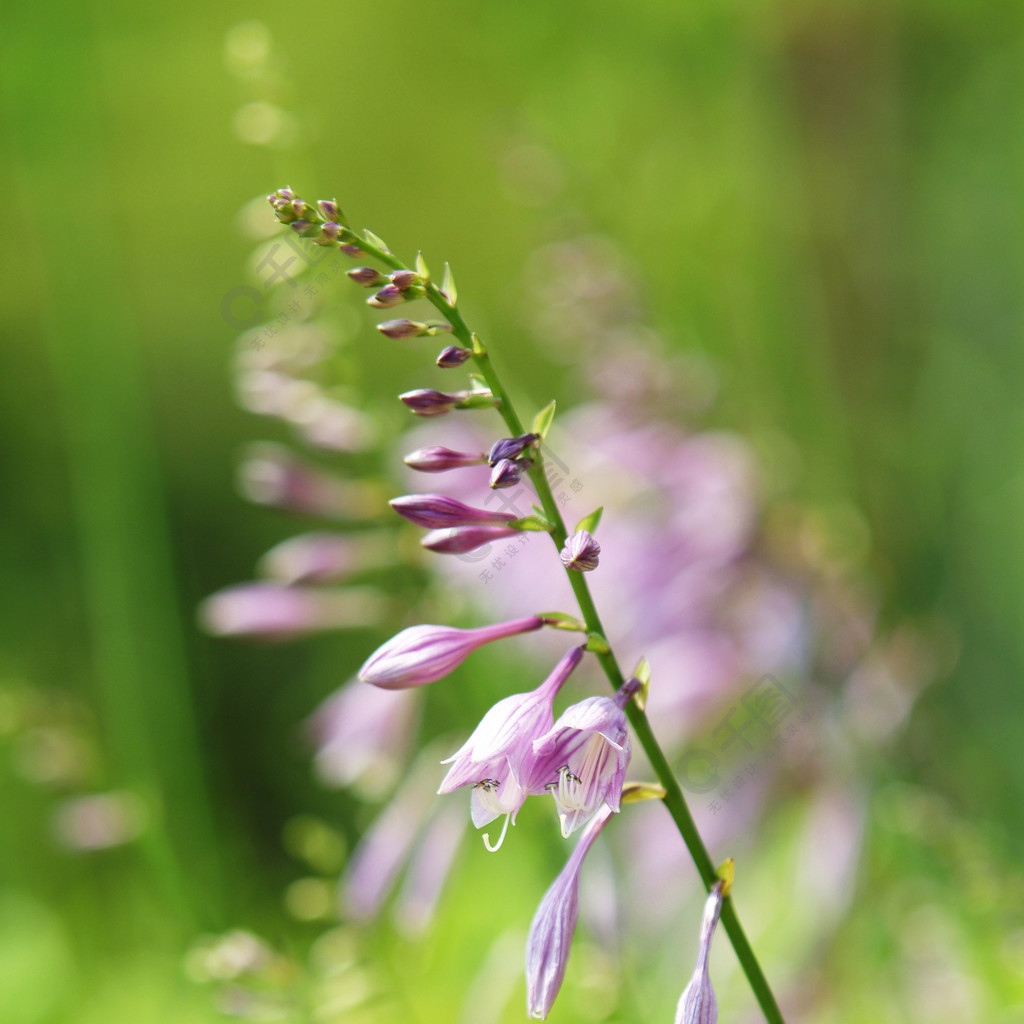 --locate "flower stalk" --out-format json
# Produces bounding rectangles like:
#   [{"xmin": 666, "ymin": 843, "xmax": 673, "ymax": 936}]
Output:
[{"xmin": 272, "ymin": 194, "xmax": 786, "ymax": 1024}]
